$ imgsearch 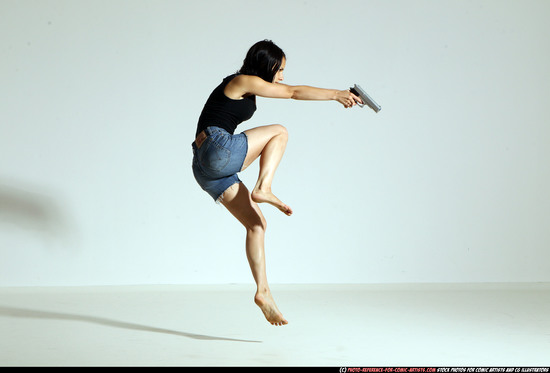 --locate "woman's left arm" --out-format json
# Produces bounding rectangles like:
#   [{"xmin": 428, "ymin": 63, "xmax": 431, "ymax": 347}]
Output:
[
  {"xmin": 227, "ymin": 75, "xmax": 362, "ymax": 108},
  {"xmin": 290, "ymin": 85, "xmax": 361, "ymax": 108}
]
